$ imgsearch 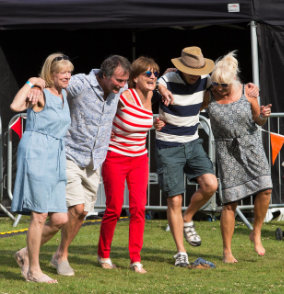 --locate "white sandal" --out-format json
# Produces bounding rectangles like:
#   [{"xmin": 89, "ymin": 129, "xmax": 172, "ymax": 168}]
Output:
[
  {"xmin": 97, "ymin": 256, "xmax": 116, "ymax": 269},
  {"xmin": 130, "ymin": 262, "xmax": 147, "ymax": 274}
]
